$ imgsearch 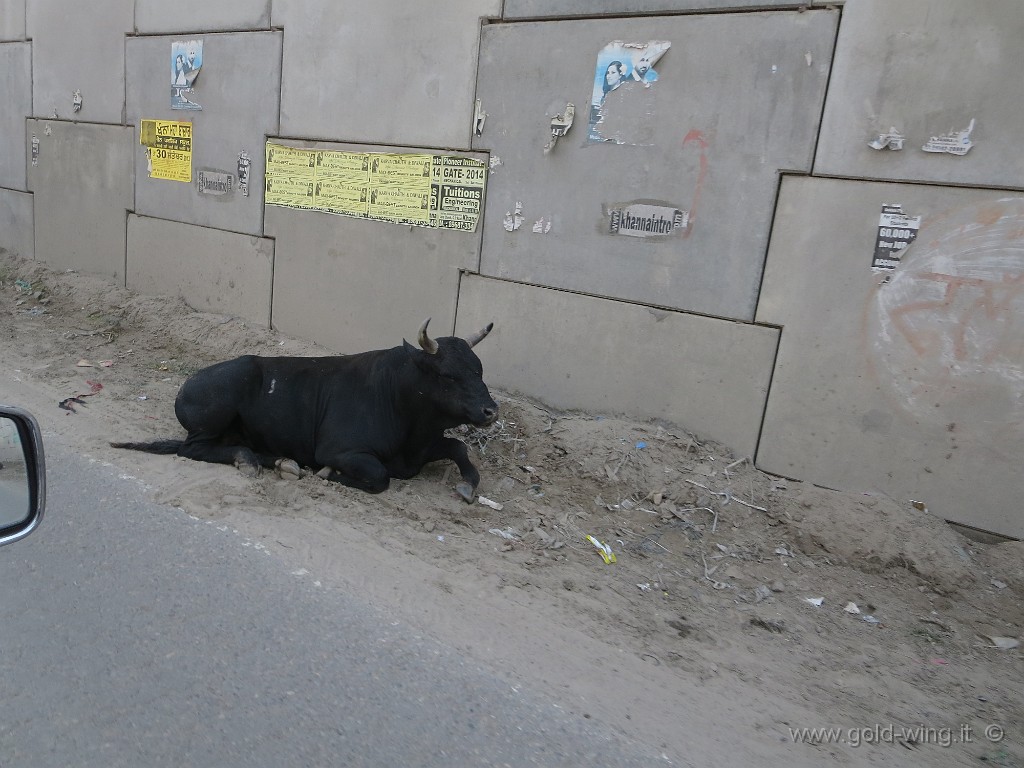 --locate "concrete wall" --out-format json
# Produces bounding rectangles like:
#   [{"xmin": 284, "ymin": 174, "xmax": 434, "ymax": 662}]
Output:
[{"xmin": 6, "ymin": 0, "xmax": 1024, "ymax": 537}]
